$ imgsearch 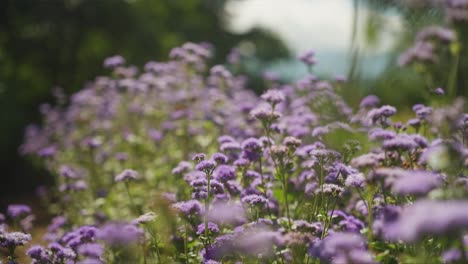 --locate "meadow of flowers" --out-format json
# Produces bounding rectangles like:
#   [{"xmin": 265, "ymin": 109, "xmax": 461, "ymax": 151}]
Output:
[{"xmin": 1, "ymin": 19, "xmax": 467, "ymax": 264}]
